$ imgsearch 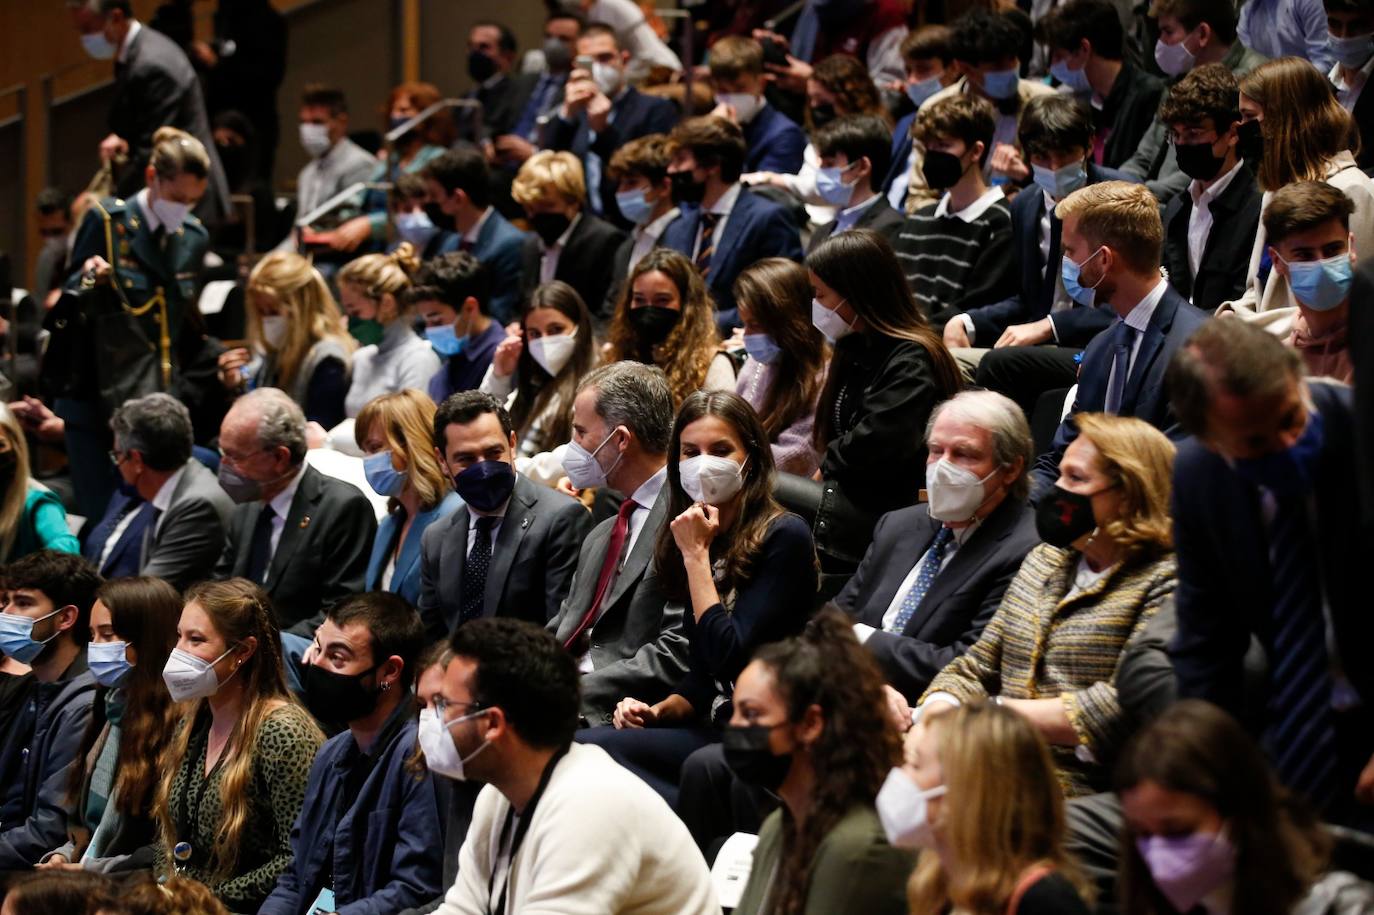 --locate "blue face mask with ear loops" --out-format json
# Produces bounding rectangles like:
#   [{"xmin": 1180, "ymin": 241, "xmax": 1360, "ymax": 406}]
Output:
[
  {"xmin": 1061, "ymin": 246, "xmax": 1105, "ymax": 306},
  {"xmin": 1281, "ymin": 251, "xmax": 1354, "ymax": 312},
  {"xmin": 0, "ymin": 607, "xmax": 66, "ymax": 665}
]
